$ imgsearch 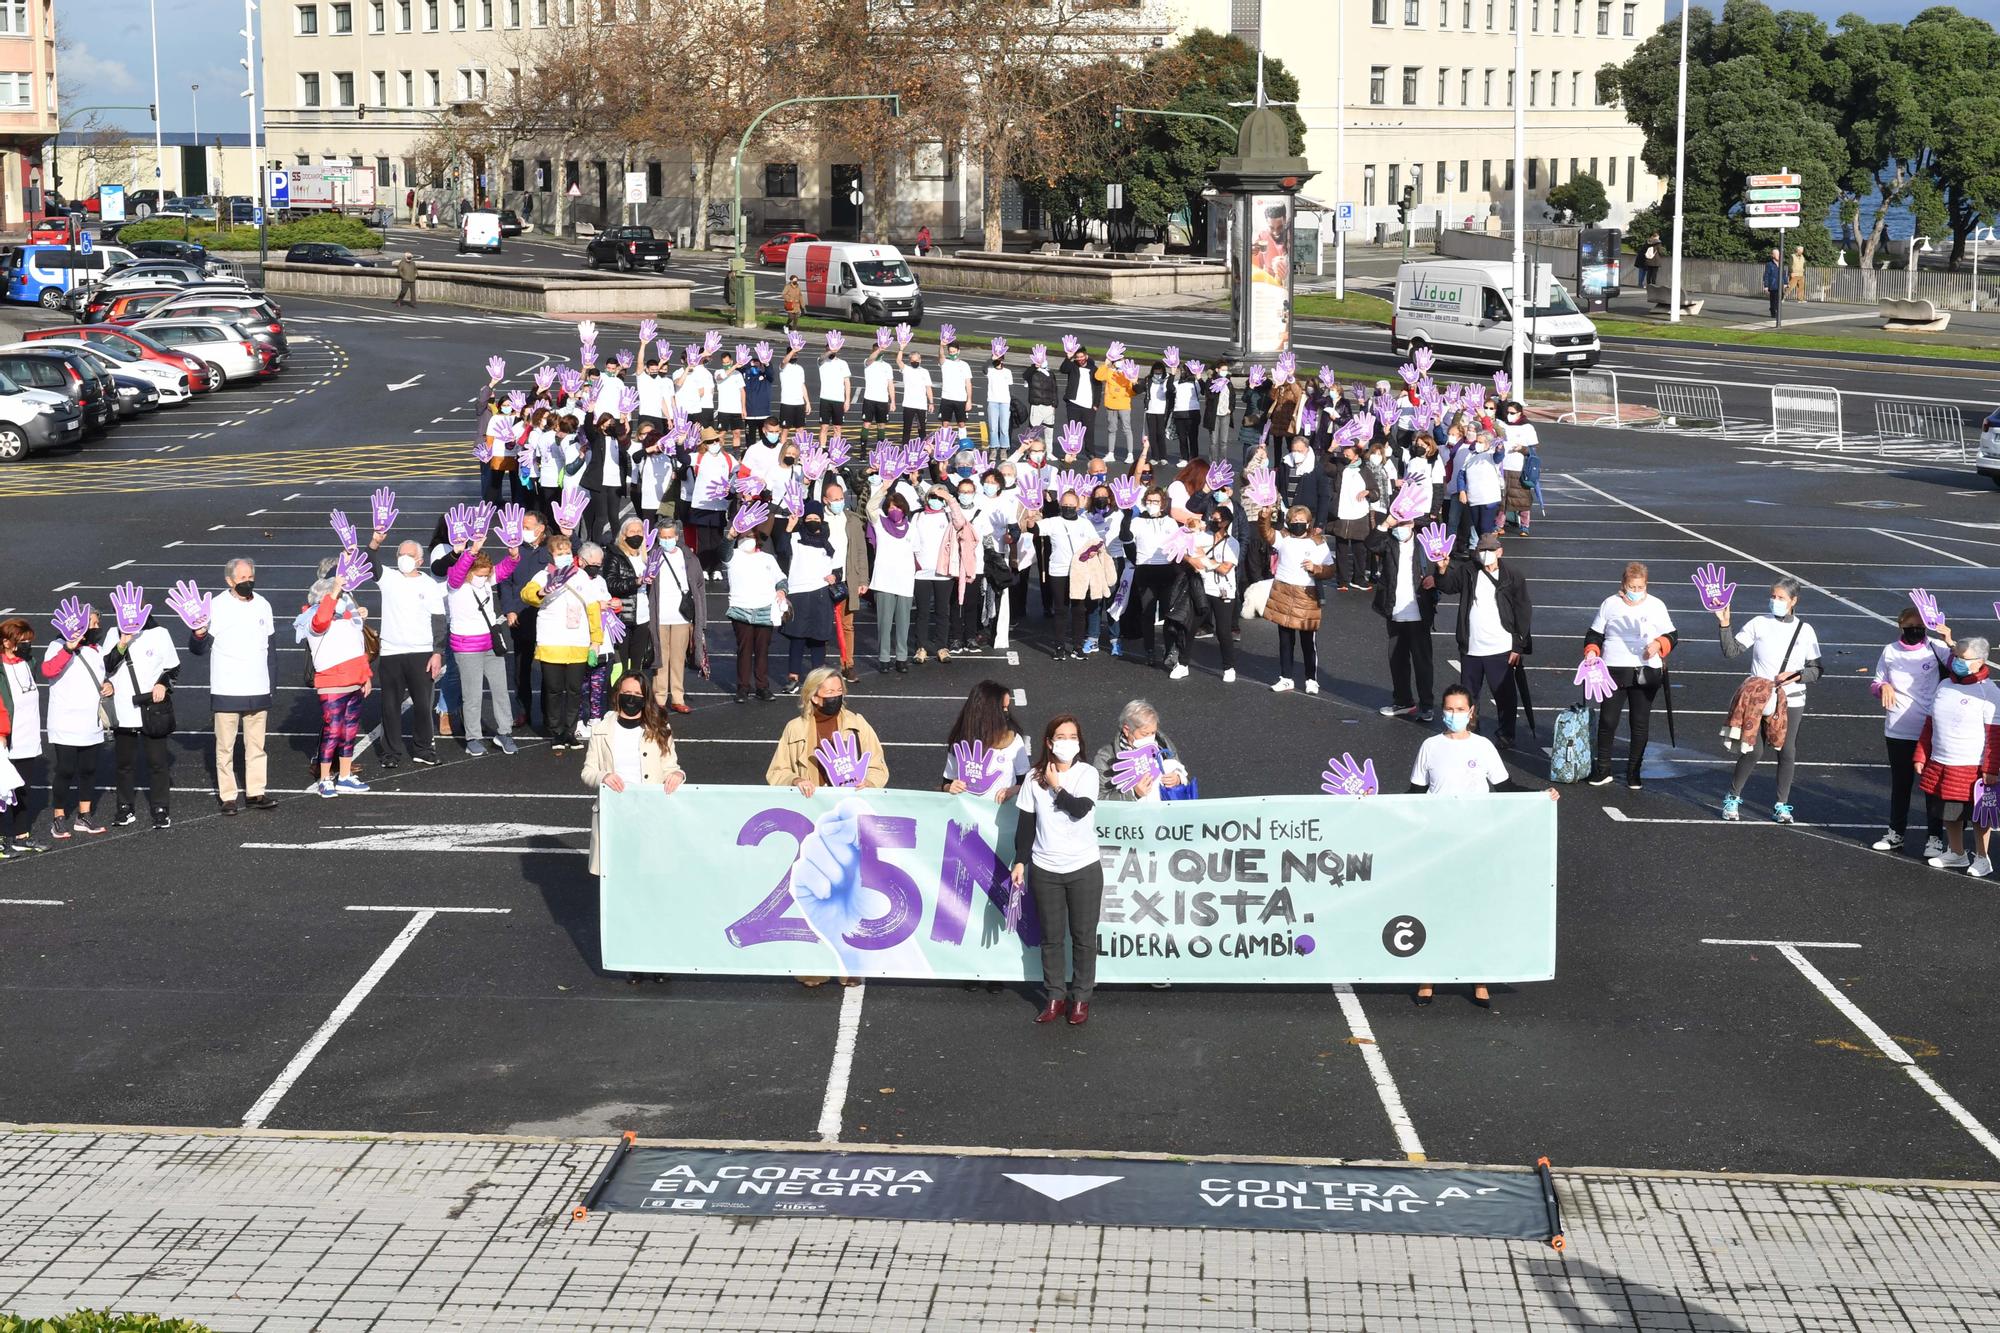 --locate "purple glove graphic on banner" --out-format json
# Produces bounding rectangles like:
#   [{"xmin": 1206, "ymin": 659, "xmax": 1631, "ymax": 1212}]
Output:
[
  {"xmin": 1691, "ymin": 563, "xmax": 1735, "ymax": 614},
  {"xmin": 1320, "ymin": 752, "xmax": 1380, "ymax": 797},
  {"xmin": 1975, "ymin": 780, "xmax": 2000, "ymax": 830},
  {"xmin": 1207, "ymin": 460, "xmax": 1234, "ymax": 493},
  {"xmin": 1576, "ymin": 654, "xmax": 1616, "ymax": 704},
  {"xmin": 1029, "ymin": 343, "xmax": 1048, "ymax": 370},
  {"xmin": 874, "ymin": 327, "xmax": 892, "ymax": 350},
  {"xmin": 165, "ymin": 580, "xmax": 210, "ymax": 633},
  {"xmin": 1061, "ymin": 334, "xmax": 1080, "ymax": 358},
  {"xmin": 1388, "ymin": 476, "xmax": 1429, "ymax": 524},
  {"xmin": 51, "ymin": 596, "xmax": 89, "ymax": 645},
  {"xmin": 1058, "ymin": 420, "xmax": 1087, "ymax": 459},
  {"xmin": 1244, "ymin": 466, "xmax": 1279, "ymax": 510},
  {"xmin": 552, "ymin": 489, "xmax": 587, "ymax": 535},
  {"xmin": 1163, "ymin": 344, "xmax": 1180, "ymax": 371},
  {"xmin": 109, "ymin": 582, "xmax": 151, "ymax": 635},
  {"xmin": 495, "ymin": 503, "xmax": 526, "ymax": 547},
  {"xmin": 730, "ymin": 500, "xmax": 771, "ymax": 539},
  {"xmin": 329, "ymin": 508, "xmax": 358, "ymax": 552},
  {"xmin": 601, "ymin": 606, "xmax": 626, "ymax": 647},
  {"xmin": 825, "ymin": 328, "xmax": 845, "ymax": 354},
  {"xmin": 335, "ymin": 546, "xmax": 373, "ymax": 591},
  {"xmin": 1910, "ymin": 588, "xmax": 1946, "ymax": 632},
  {"xmin": 951, "ymin": 740, "xmax": 1003, "ymax": 796},
  {"xmin": 785, "ymin": 796, "xmax": 915, "ymax": 977},
  {"xmin": 371, "ymin": 487, "xmax": 399, "ymax": 533},
  {"xmin": 1110, "ymin": 474, "xmax": 1142, "ymax": 511},
  {"xmin": 813, "ymin": 731, "xmax": 872, "ymax": 788},
  {"xmin": 1417, "ymin": 521, "xmax": 1453, "ymax": 565},
  {"xmin": 485, "ymin": 355, "xmax": 505, "ymax": 382},
  {"xmin": 1110, "ymin": 745, "xmax": 1165, "ymax": 795}
]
